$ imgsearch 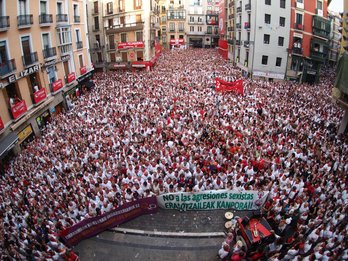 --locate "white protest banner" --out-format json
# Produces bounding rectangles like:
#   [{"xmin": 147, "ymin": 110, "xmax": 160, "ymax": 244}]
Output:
[{"xmin": 157, "ymin": 190, "xmax": 268, "ymax": 211}]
